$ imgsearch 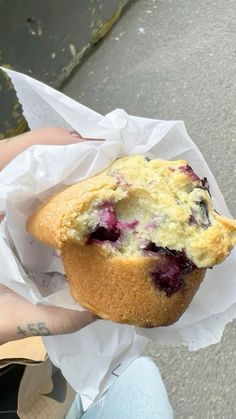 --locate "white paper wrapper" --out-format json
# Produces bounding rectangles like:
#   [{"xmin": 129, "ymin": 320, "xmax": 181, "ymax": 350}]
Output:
[{"xmin": 1, "ymin": 68, "xmax": 236, "ymax": 409}]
